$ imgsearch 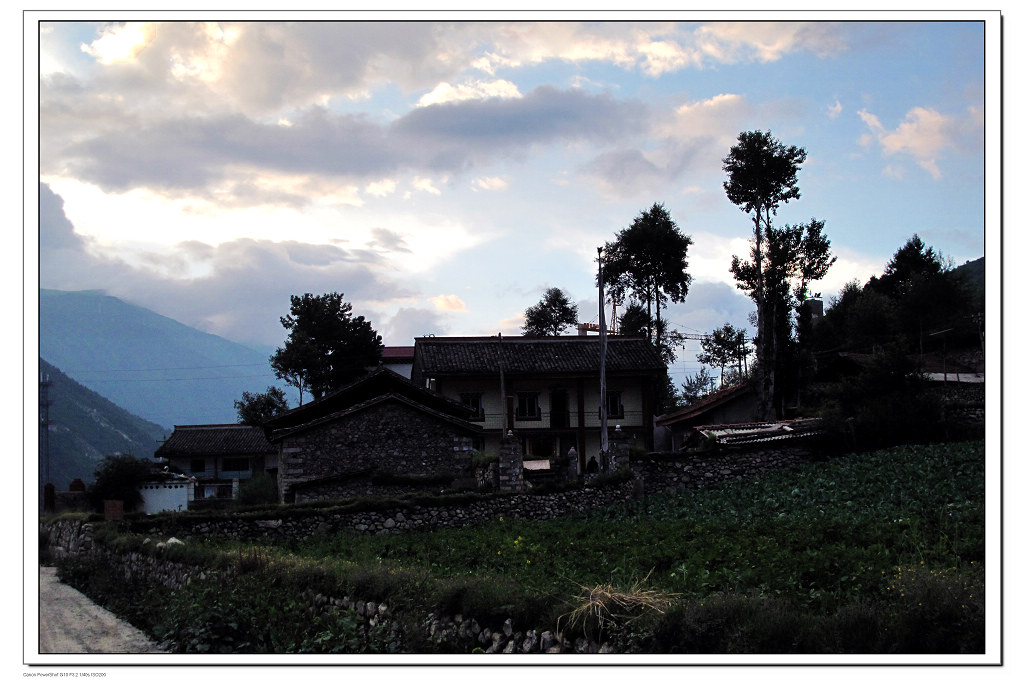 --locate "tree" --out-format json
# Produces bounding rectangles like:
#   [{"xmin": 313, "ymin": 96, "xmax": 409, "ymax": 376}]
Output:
[
  {"xmin": 723, "ymin": 131, "xmax": 834, "ymax": 419},
  {"xmin": 522, "ymin": 287, "xmax": 579, "ymax": 336},
  {"xmin": 88, "ymin": 454, "xmax": 153, "ymax": 512},
  {"xmin": 697, "ymin": 323, "xmax": 748, "ymax": 387},
  {"xmin": 617, "ymin": 301, "xmax": 684, "ymax": 364},
  {"xmin": 270, "ymin": 292, "xmax": 383, "ymax": 403},
  {"xmin": 235, "ymin": 386, "xmax": 290, "ymax": 425},
  {"xmin": 601, "ymin": 203, "xmax": 693, "ymax": 355},
  {"xmin": 679, "ymin": 367, "xmax": 716, "ymax": 406}
]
